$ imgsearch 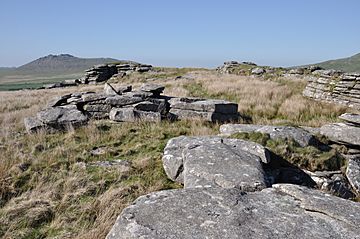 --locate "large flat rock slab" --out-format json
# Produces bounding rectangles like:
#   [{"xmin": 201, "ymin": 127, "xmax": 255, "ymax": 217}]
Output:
[
  {"xmin": 183, "ymin": 140, "xmax": 267, "ymax": 190},
  {"xmin": 169, "ymin": 97, "xmax": 239, "ymax": 122},
  {"xmin": 320, "ymin": 123, "xmax": 360, "ymax": 147},
  {"xmin": 220, "ymin": 124, "xmax": 317, "ymax": 147},
  {"xmin": 169, "ymin": 98, "xmax": 238, "ymax": 114},
  {"xmin": 162, "ymin": 136, "xmax": 271, "ymax": 189},
  {"xmin": 106, "ymin": 184, "xmax": 360, "ymax": 239}
]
